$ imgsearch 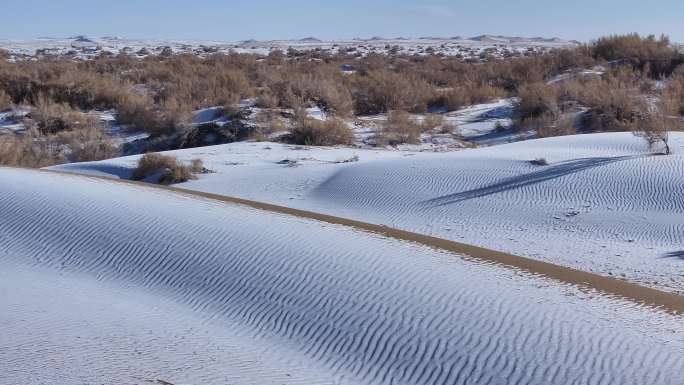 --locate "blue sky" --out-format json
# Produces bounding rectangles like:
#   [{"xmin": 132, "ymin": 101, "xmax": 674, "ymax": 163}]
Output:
[{"xmin": 2, "ymin": 0, "xmax": 683, "ymax": 42}]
